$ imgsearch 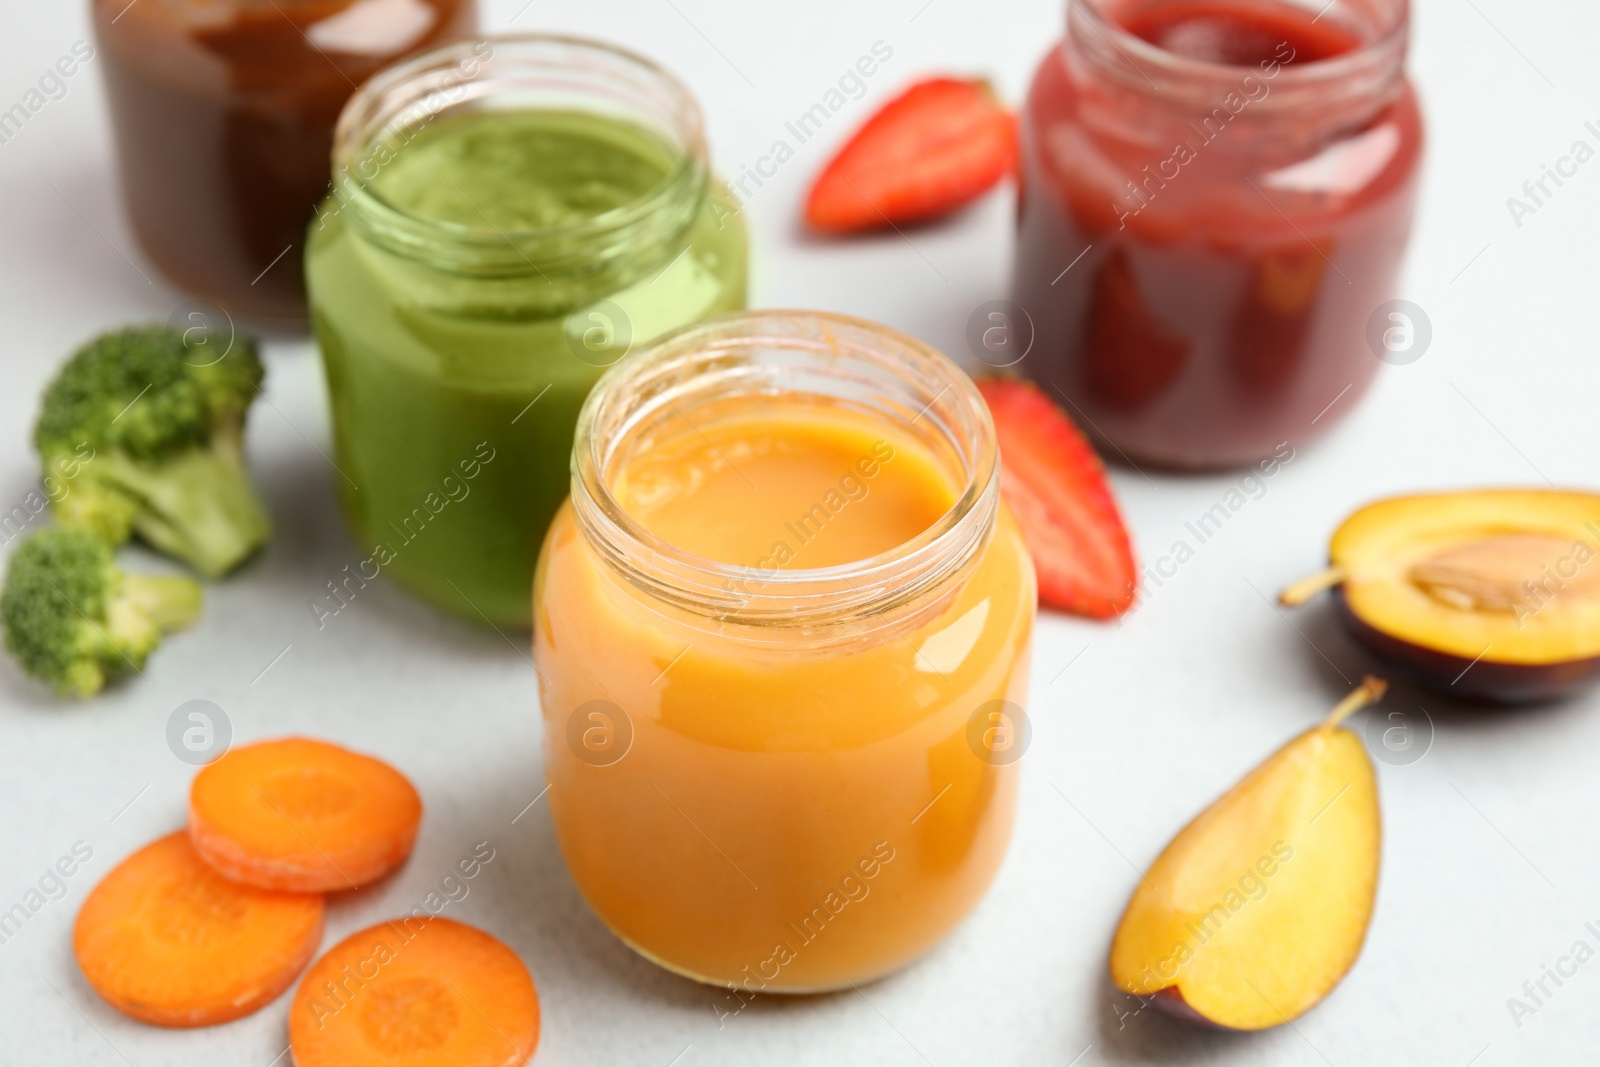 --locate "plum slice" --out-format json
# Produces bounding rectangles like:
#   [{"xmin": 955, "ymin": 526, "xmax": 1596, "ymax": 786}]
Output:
[
  {"xmin": 1109, "ymin": 679, "xmax": 1385, "ymax": 1030},
  {"xmin": 1281, "ymin": 489, "xmax": 1600, "ymax": 702}
]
